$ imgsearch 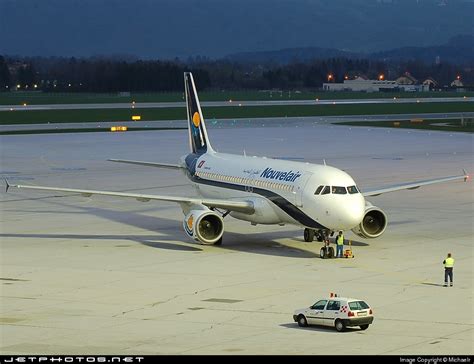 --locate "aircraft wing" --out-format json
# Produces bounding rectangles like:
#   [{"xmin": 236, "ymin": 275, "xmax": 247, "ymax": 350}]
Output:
[
  {"xmin": 362, "ymin": 171, "xmax": 469, "ymax": 197},
  {"xmin": 108, "ymin": 159, "xmax": 184, "ymax": 170},
  {"xmin": 6, "ymin": 182, "xmax": 254, "ymax": 214}
]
